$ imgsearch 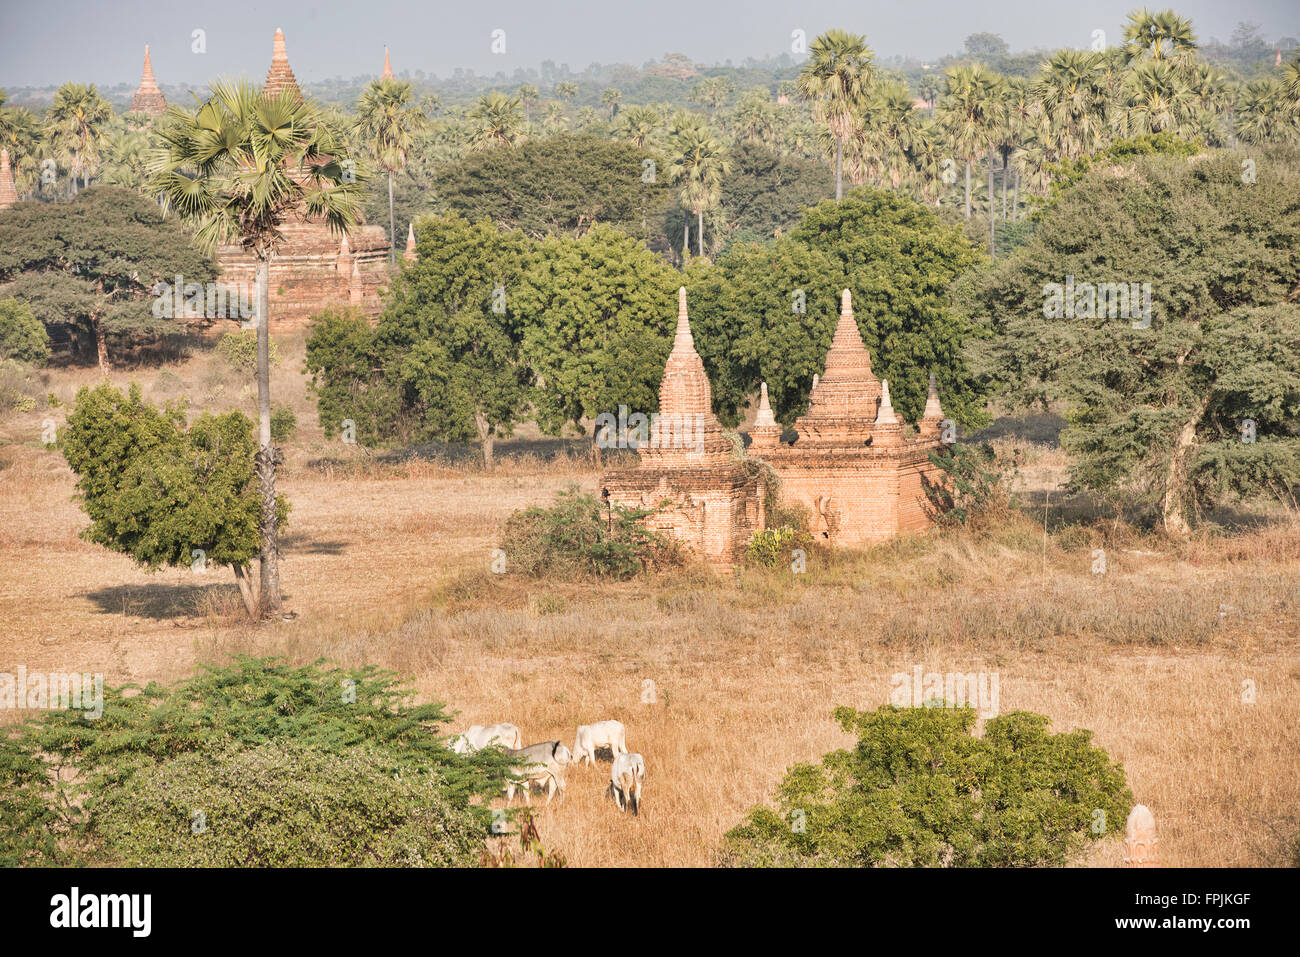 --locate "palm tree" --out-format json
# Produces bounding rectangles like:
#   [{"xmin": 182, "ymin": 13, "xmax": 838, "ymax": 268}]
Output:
[
  {"xmin": 667, "ymin": 116, "xmax": 729, "ymax": 258},
  {"xmin": 937, "ymin": 64, "xmax": 1003, "ymax": 218},
  {"xmin": 1122, "ymin": 60, "xmax": 1193, "ymax": 136},
  {"xmin": 150, "ymin": 80, "xmax": 362, "ymax": 616},
  {"xmin": 859, "ymin": 81, "xmax": 920, "ymax": 188},
  {"xmin": 0, "ymin": 97, "xmax": 41, "ymax": 198},
  {"xmin": 555, "ymin": 81, "xmax": 578, "ymax": 102},
  {"xmin": 516, "ymin": 84, "xmax": 539, "ymax": 123},
  {"xmin": 1123, "ymin": 8, "xmax": 1198, "ymax": 65},
  {"xmin": 1235, "ymin": 79, "xmax": 1294, "ymax": 144},
  {"xmin": 600, "ymin": 88, "xmax": 622, "ymax": 121},
  {"xmin": 918, "ymin": 73, "xmax": 941, "ymax": 116},
  {"xmin": 46, "ymin": 82, "xmax": 112, "ymax": 193},
  {"xmin": 731, "ymin": 88, "xmax": 777, "ymax": 145},
  {"xmin": 797, "ymin": 29, "xmax": 874, "ymax": 202},
  {"xmin": 1033, "ymin": 50, "xmax": 1108, "ymax": 163},
  {"xmin": 617, "ymin": 105, "xmax": 661, "ymax": 149},
  {"xmin": 541, "ymin": 101, "xmax": 569, "ymax": 135},
  {"xmin": 468, "ymin": 92, "xmax": 525, "ymax": 149},
  {"xmin": 355, "ymin": 77, "xmax": 426, "ymax": 262}
]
